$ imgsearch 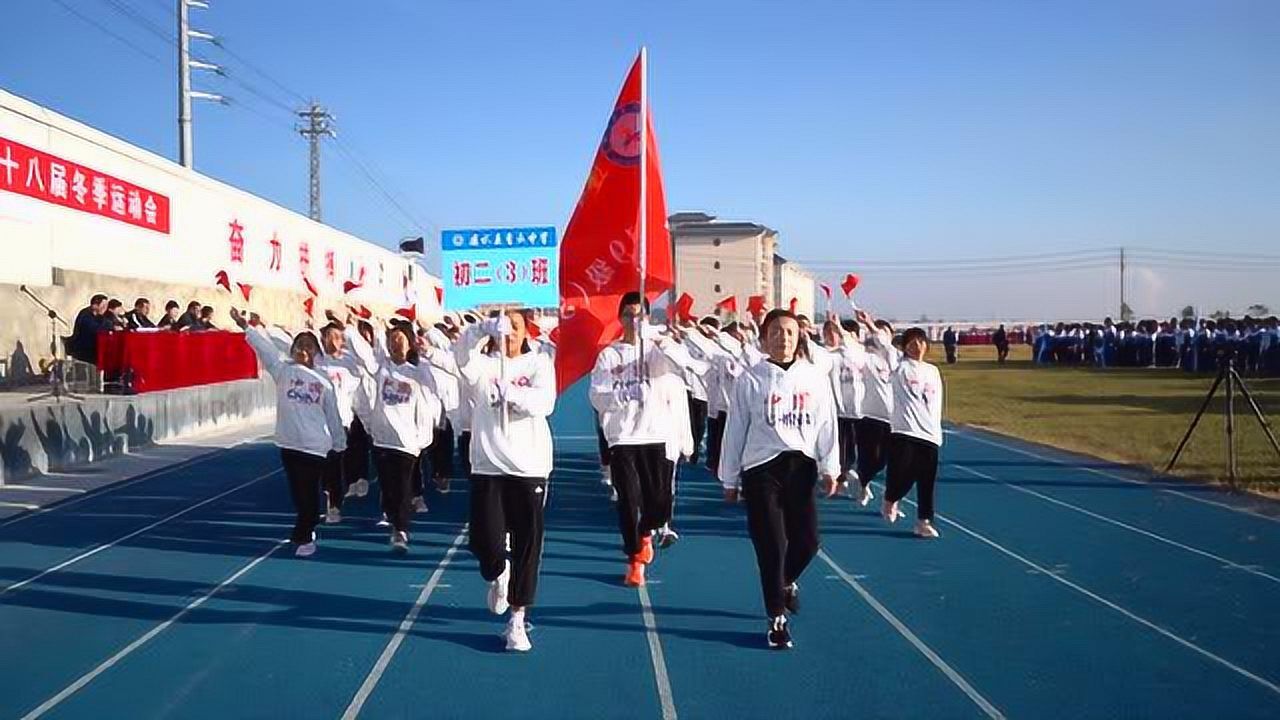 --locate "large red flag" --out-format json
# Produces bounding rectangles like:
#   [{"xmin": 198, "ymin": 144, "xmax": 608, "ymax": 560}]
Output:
[{"xmin": 556, "ymin": 50, "xmax": 672, "ymax": 393}]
